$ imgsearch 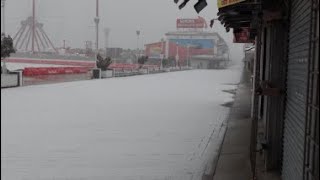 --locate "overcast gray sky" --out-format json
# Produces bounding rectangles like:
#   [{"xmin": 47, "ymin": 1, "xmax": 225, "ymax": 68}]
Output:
[{"xmin": 2, "ymin": 0, "xmax": 243, "ymax": 60}]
